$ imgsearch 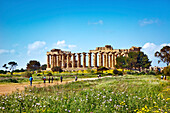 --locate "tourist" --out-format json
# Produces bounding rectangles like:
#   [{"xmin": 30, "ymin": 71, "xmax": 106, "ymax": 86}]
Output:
[
  {"xmin": 164, "ymin": 75, "xmax": 166, "ymax": 80},
  {"xmin": 161, "ymin": 75, "xmax": 163, "ymax": 80},
  {"xmin": 29, "ymin": 76, "xmax": 33, "ymax": 86},
  {"xmin": 60, "ymin": 76, "xmax": 63, "ymax": 83},
  {"xmin": 75, "ymin": 76, "xmax": 78, "ymax": 81},
  {"xmin": 43, "ymin": 76, "xmax": 46, "ymax": 83},
  {"xmin": 52, "ymin": 76, "xmax": 54, "ymax": 83},
  {"xmin": 49, "ymin": 76, "xmax": 50, "ymax": 83}
]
